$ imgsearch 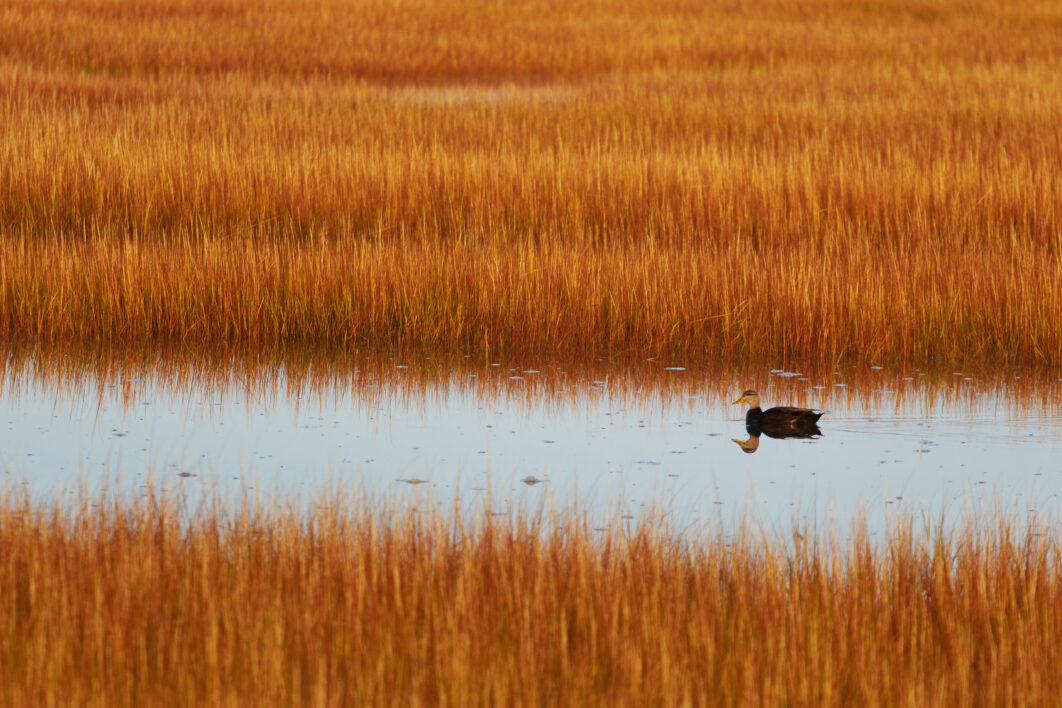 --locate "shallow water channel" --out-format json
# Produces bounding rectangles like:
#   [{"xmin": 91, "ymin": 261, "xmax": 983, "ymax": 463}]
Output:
[{"xmin": 3, "ymin": 355, "xmax": 1062, "ymax": 534}]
